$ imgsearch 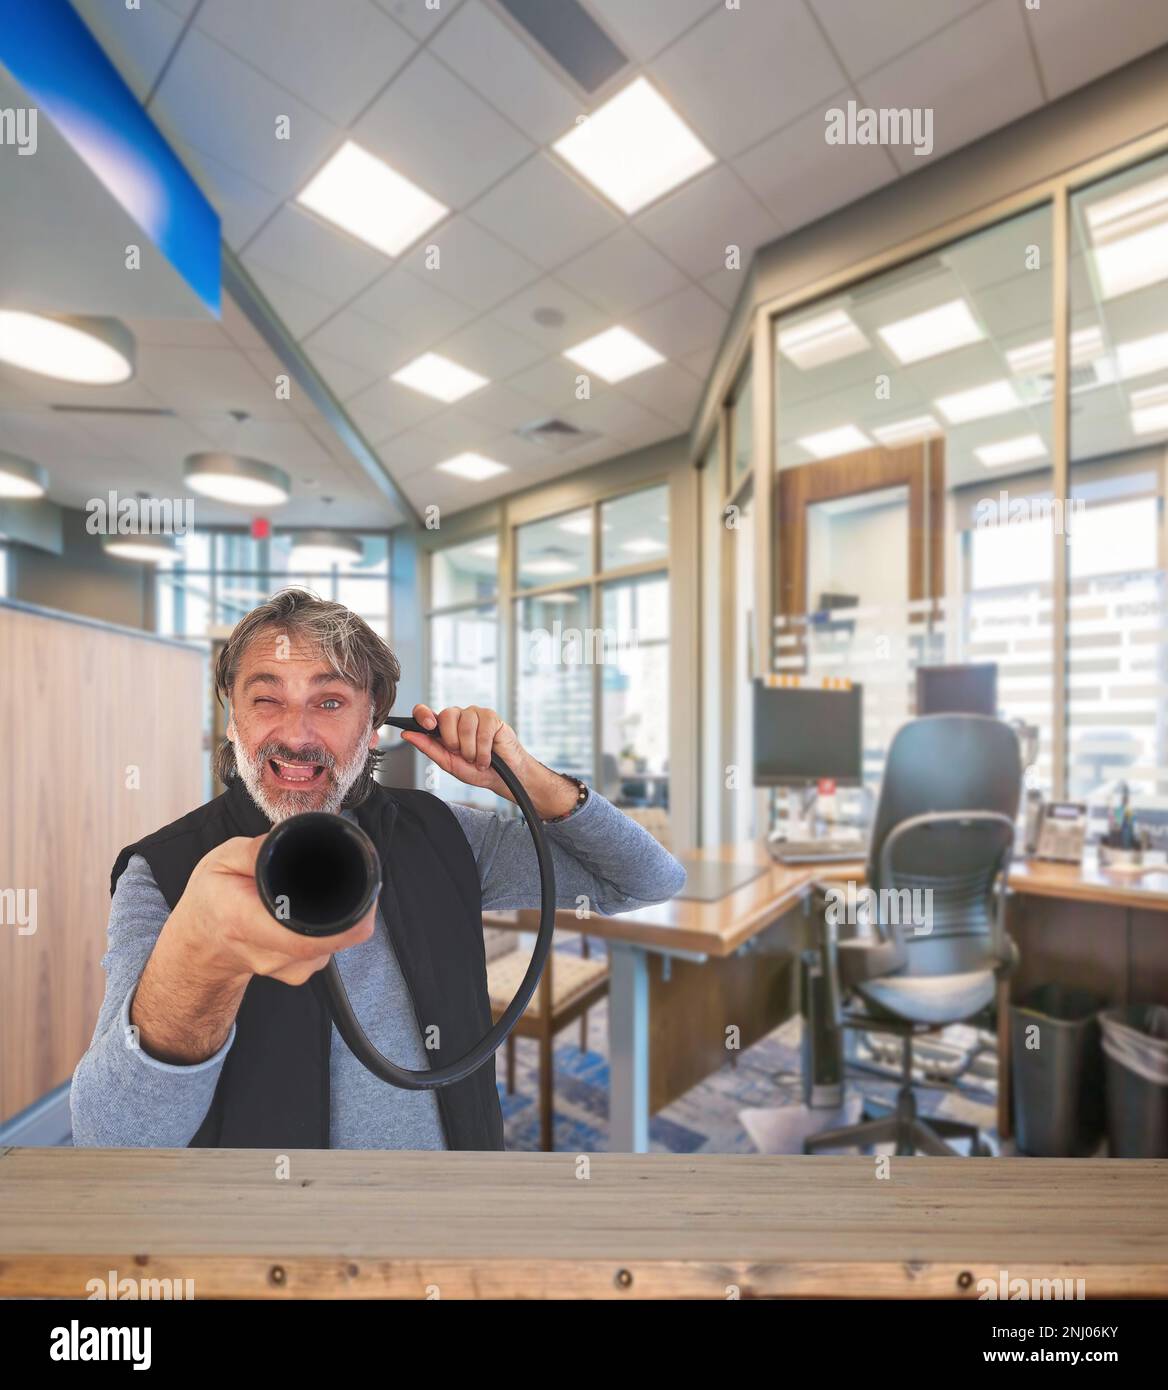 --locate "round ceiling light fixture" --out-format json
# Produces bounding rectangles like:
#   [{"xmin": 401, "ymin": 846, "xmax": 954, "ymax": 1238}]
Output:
[
  {"xmin": 0, "ymin": 451, "xmax": 49, "ymax": 499},
  {"xmin": 289, "ymin": 529, "xmax": 364, "ymax": 568},
  {"xmin": 101, "ymin": 531, "xmax": 178, "ymax": 565},
  {"xmin": 184, "ymin": 452, "xmax": 291, "ymax": 507},
  {"xmin": 0, "ymin": 311, "xmax": 136, "ymax": 384}
]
